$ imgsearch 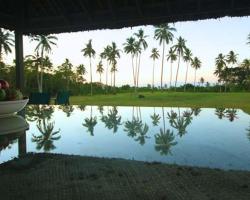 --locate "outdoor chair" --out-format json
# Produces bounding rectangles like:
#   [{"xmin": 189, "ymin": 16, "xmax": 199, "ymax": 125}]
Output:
[
  {"xmin": 55, "ymin": 91, "xmax": 70, "ymax": 105},
  {"xmin": 28, "ymin": 92, "xmax": 51, "ymax": 104}
]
